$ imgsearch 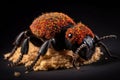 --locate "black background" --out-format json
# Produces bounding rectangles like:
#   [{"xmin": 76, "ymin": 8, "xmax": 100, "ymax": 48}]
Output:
[{"xmin": 0, "ymin": 0, "xmax": 120, "ymax": 80}]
